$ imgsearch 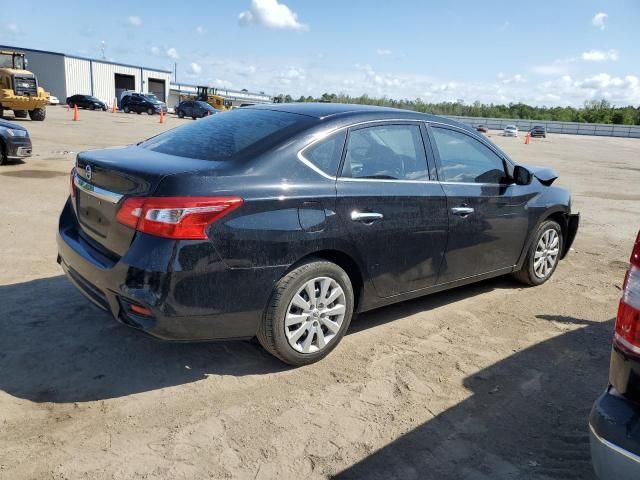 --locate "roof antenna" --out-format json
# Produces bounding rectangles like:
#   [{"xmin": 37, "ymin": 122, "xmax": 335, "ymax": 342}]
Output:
[{"xmin": 101, "ymin": 41, "xmax": 106, "ymax": 60}]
